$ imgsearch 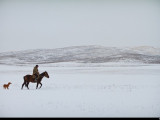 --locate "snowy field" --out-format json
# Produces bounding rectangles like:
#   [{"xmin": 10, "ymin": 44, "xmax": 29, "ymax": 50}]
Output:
[{"xmin": 0, "ymin": 63, "xmax": 160, "ymax": 117}]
